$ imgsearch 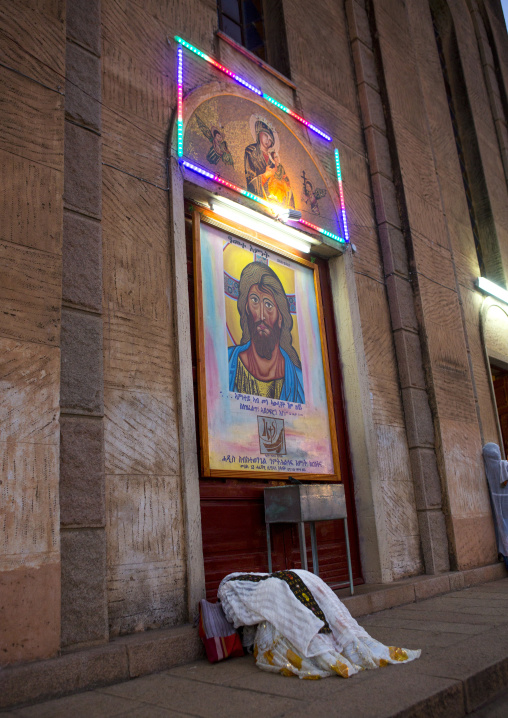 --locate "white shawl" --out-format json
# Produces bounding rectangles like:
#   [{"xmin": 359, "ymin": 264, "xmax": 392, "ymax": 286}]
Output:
[{"xmin": 218, "ymin": 569, "xmax": 370, "ymax": 659}]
